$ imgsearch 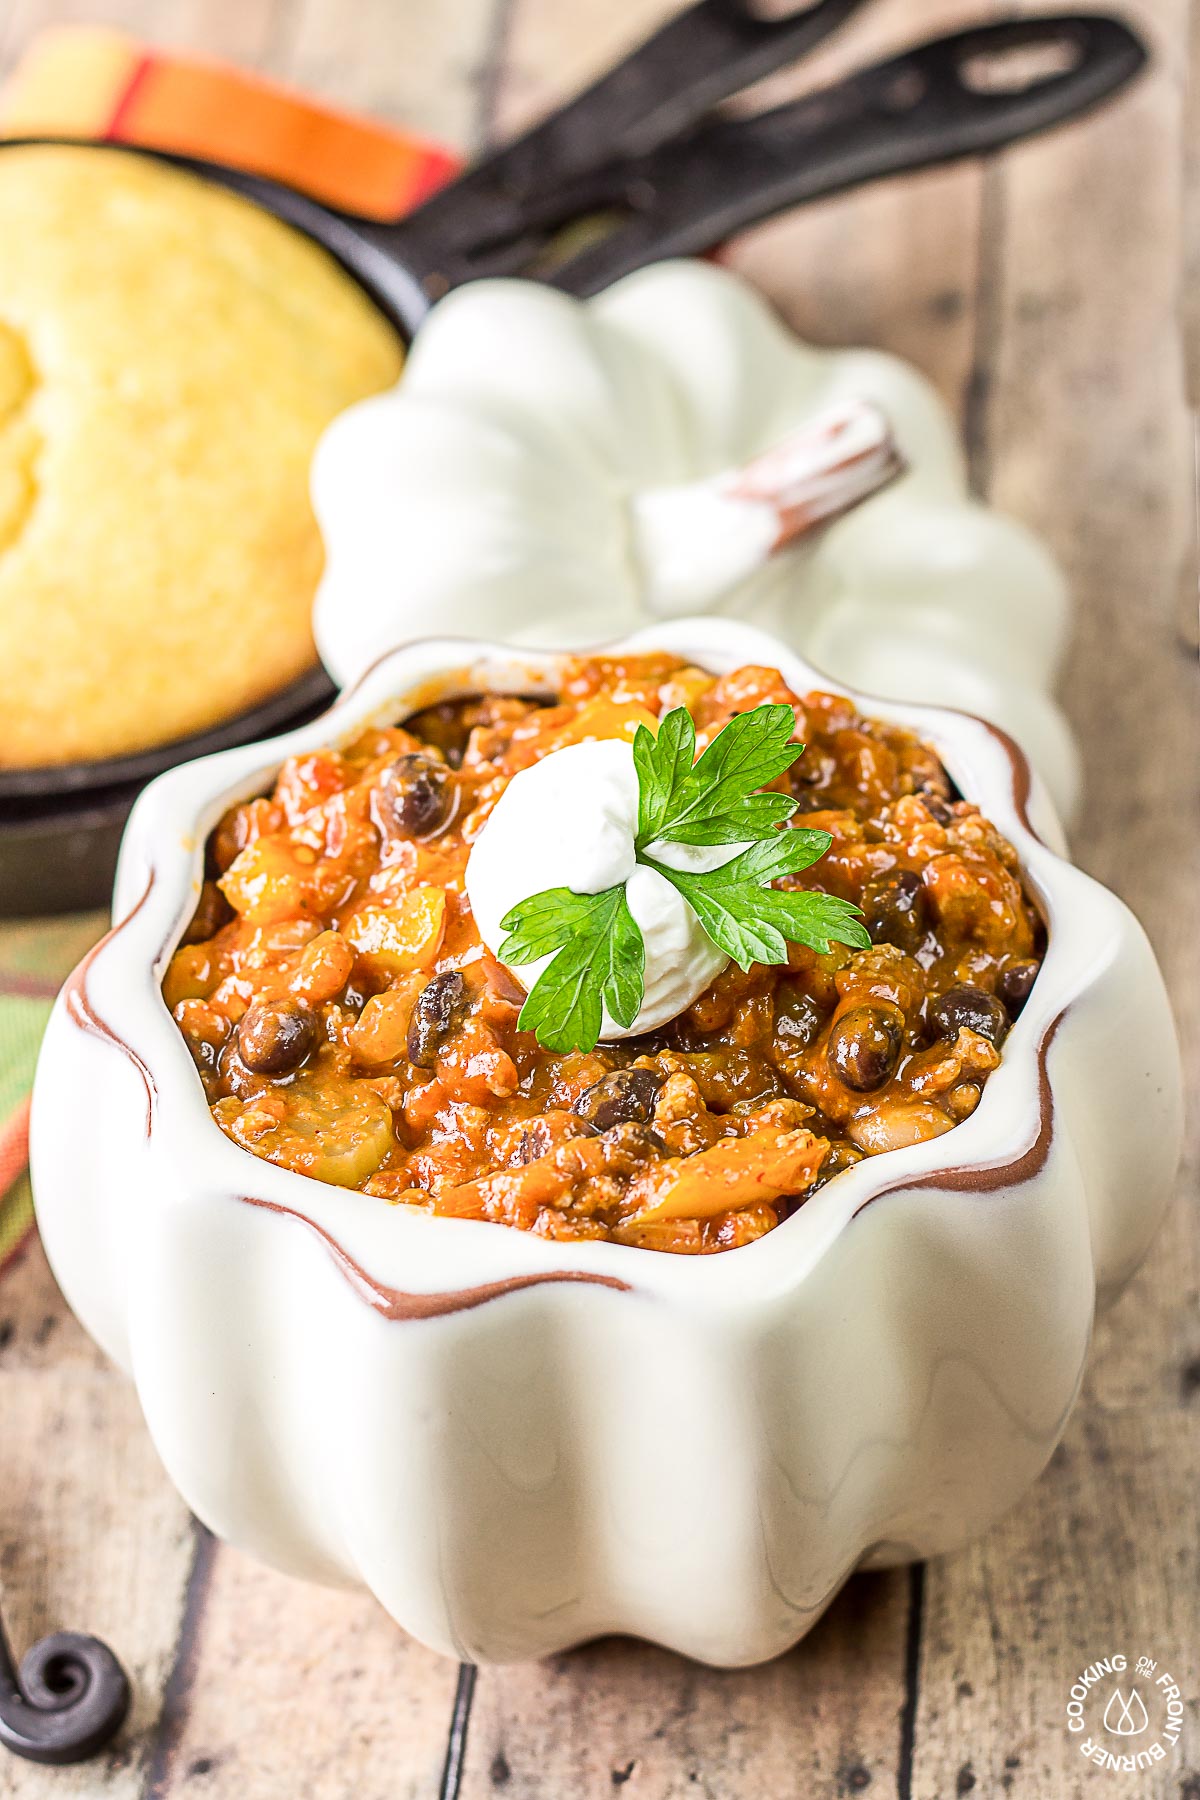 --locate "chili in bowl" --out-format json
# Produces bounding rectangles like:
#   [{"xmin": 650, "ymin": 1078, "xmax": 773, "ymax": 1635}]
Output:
[
  {"xmin": 164, "ymin": 649, "xmax": 1046, "ymax": 1254},
  {"xmin": 31, "ymin": 618, "xmax": 1181, "ymax": 1666}
]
